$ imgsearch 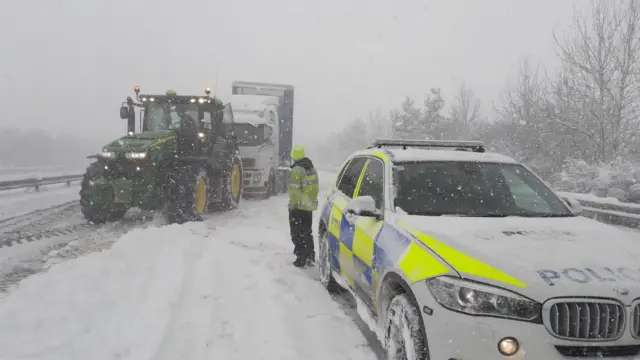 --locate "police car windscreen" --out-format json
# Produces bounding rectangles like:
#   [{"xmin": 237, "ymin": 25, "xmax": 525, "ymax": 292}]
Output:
[{"xmin": 394, "ymin": 162, "xmax": 573, "ymax": 217}]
